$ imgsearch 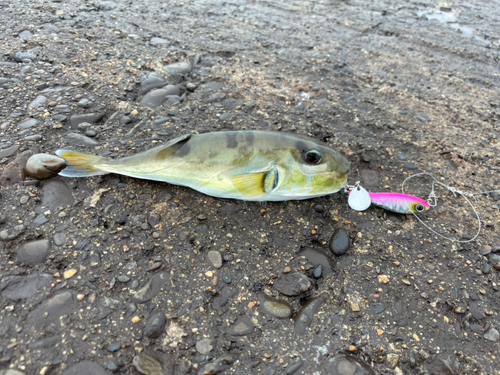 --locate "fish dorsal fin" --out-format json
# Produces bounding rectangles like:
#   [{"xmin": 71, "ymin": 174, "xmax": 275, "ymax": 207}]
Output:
[
  {"xmin": 230, "ymin": 168, "xmax": 279, "ymax": 200},
  {"xmin": 155, "ymin": 134, "xmax": 192, "ymax": 160}
]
